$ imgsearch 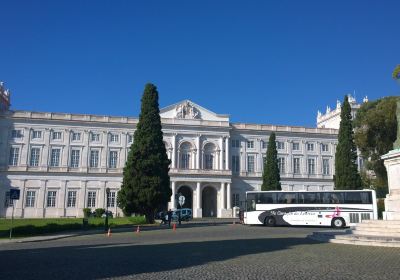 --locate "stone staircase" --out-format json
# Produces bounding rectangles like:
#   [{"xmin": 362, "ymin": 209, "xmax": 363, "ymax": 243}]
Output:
[{"xmin": 308, "ymin": 220, "xmax": 400, "ymax": 247}]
